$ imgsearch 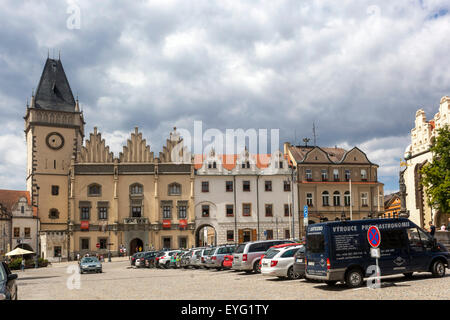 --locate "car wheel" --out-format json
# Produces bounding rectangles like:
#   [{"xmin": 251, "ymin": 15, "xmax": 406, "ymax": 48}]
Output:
[
  {"xmin": 431, "ymin": 260, "xmax": 446, "ymax": 278},
  {"xmin": 403, "ymin": 272, "xmax": 414, "ymax": 278},
  {"xmin": 287, "ymin": 266, "xmax": 300, "ymax": 280},
  {"xmin": 79, "ymin": 269, "xmax": 83, "ymax": 274},
  {"xmin": 253, "ymin": 260, "xmax": 261, "ymax": 273},
  {"xmin": 345, "ymin": 268, "xmax": 364, "ymax": 288},
  {"xmin": 325, "ymin": 280, "xmax": 337, "ymax": 286}
]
